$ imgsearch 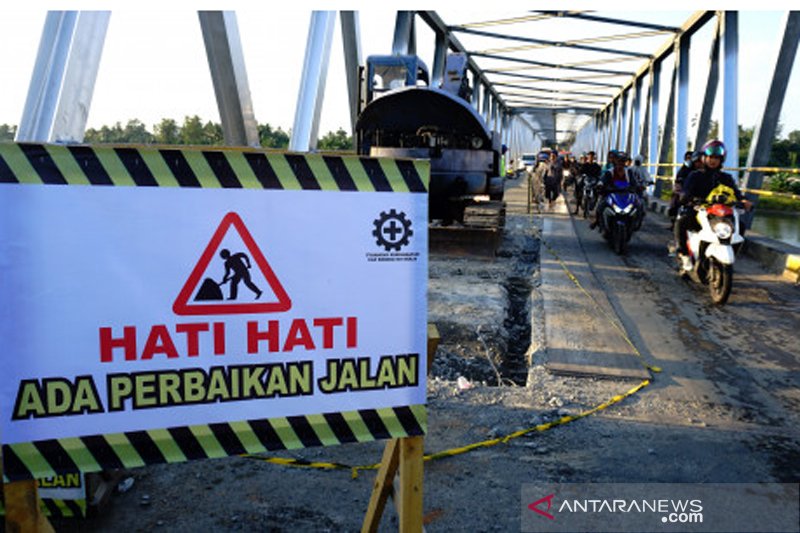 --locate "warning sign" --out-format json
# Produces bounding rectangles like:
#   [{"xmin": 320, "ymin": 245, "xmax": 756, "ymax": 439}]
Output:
[
  {"xmin": 0, "ymin": 143, "xmax": 429, "ymax": 481},
  {"xmin": 173, "ymin": 212, "xmax": 292, "ymax": 315}
]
